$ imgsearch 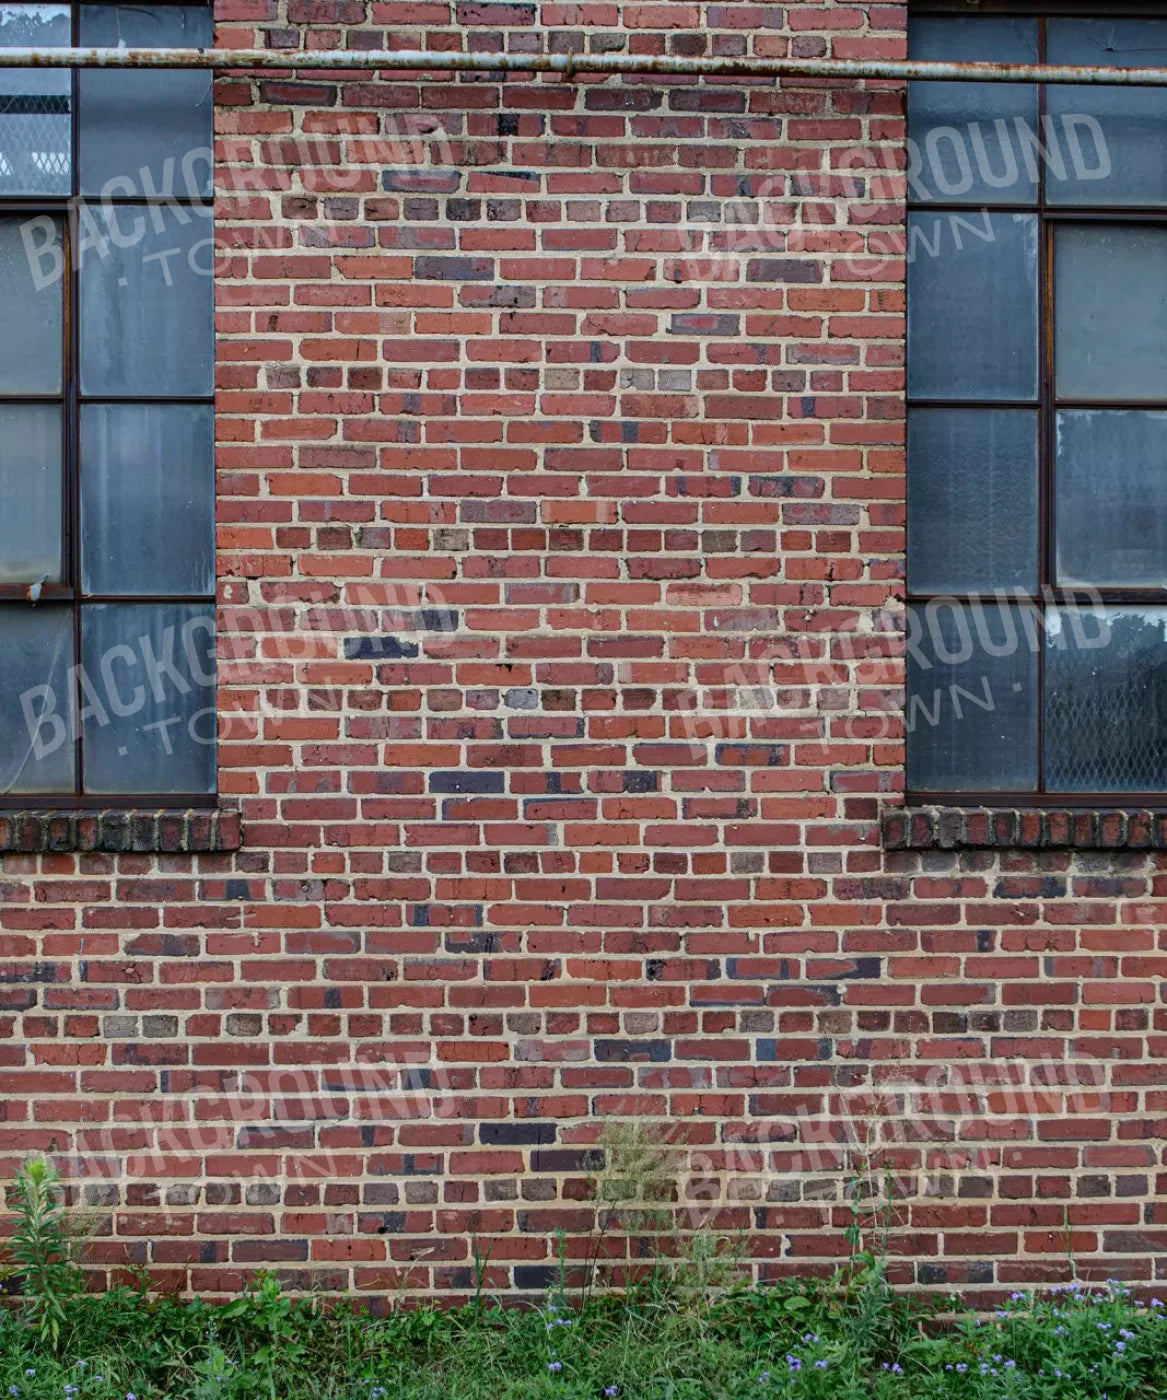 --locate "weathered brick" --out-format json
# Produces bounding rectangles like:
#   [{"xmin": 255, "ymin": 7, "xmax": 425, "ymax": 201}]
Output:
[{"xmin": 1, "ymin": 0, "xmax": 1157, "ymax": 1305}]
